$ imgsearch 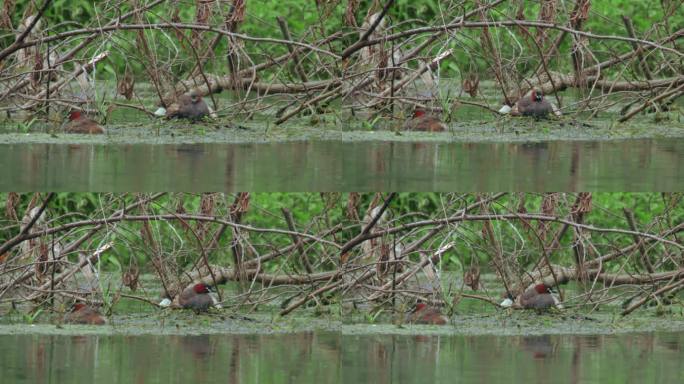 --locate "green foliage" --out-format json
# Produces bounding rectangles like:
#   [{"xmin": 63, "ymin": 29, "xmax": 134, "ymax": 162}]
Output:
[
  {"xmin": 9, "ymin": 0, "xmax": 682, "ymax": 82},
  {"xmin": 22, "ymin": 308, "xmax": 43, "ymax": 325},
  {"xmin": 1, "ymin": 193, "xmax": 681, "ymax": 275}
]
